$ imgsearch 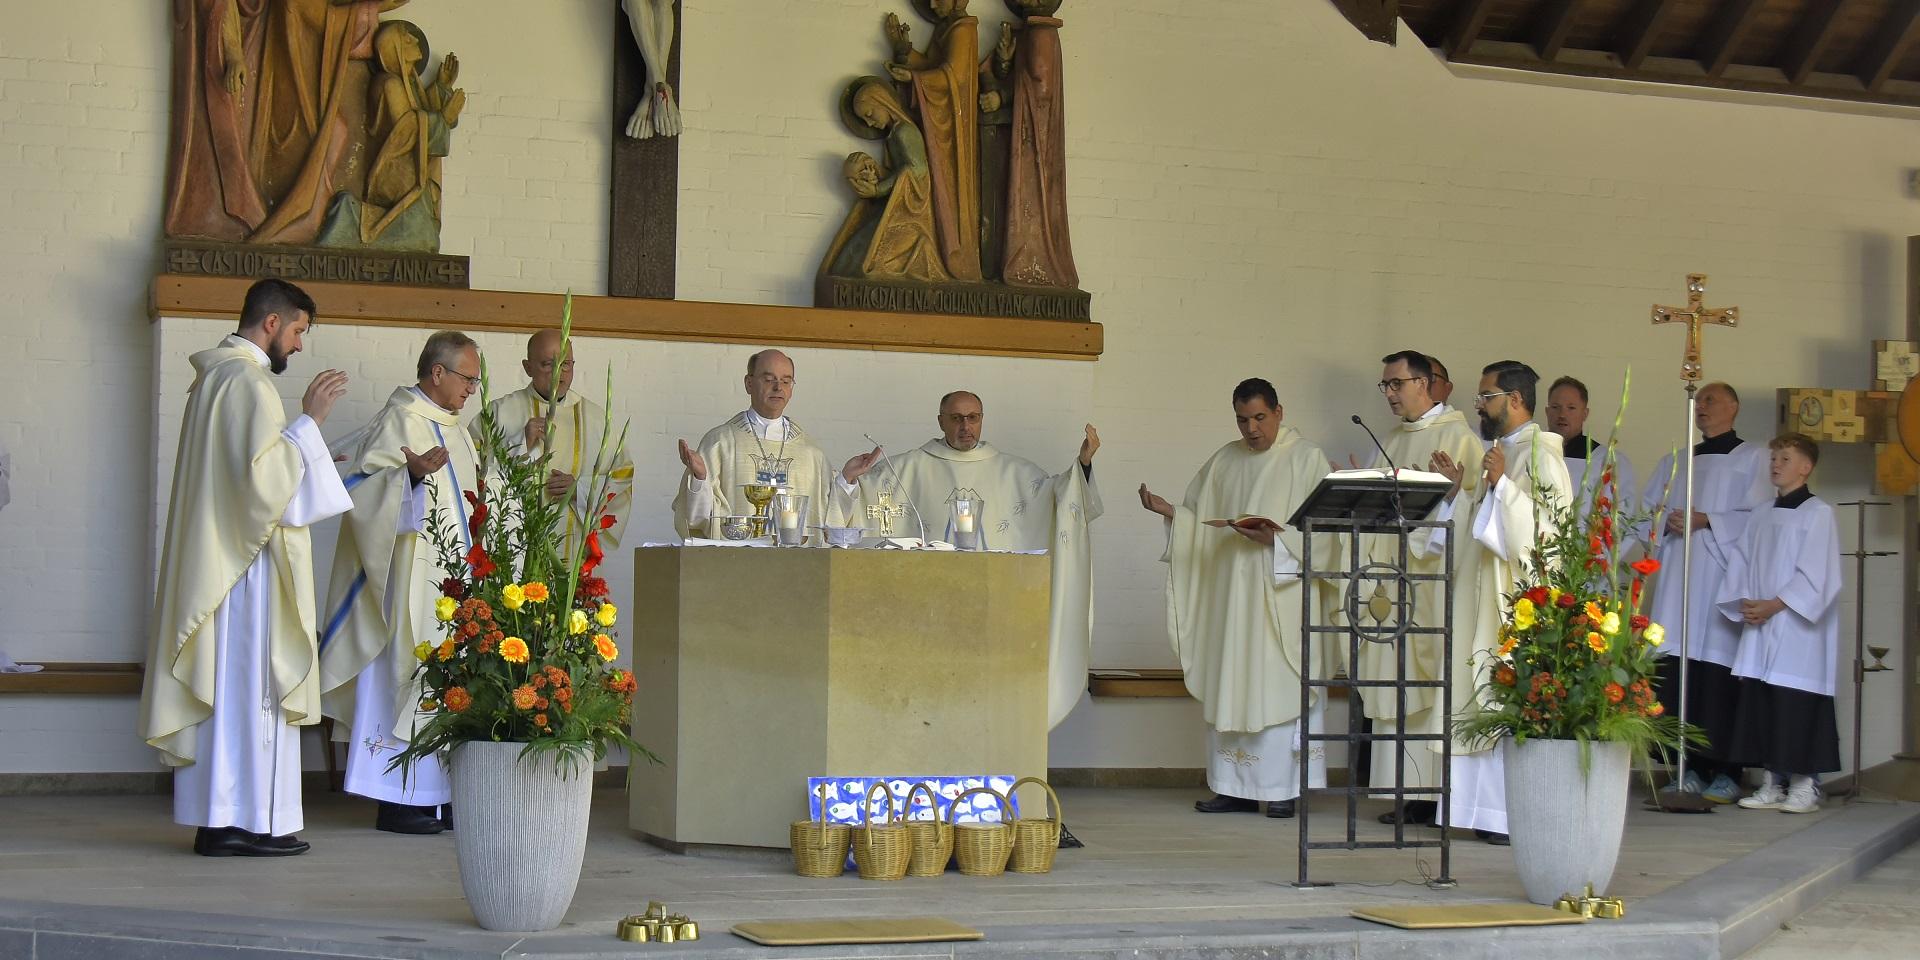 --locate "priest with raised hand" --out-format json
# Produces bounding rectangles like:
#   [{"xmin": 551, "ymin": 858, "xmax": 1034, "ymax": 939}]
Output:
[
  {"xmin": 1140, "ymin": 378, "xmax": 1331, "ymax": 821},
  {"xmin": 477, "ymin": 329, "xmax": 634, "ymax": 552},
  {"xmin": 864, "ymin": 390, "xmax": 1103, "ymax": 727},
  {"xmin": 319, "ymin": 331, "xmax": 484, "ymax": 836},
  {"xmin": 1546, "ymin": 375, "xmax": 1639, "ymax": 534},
  {"xmin": 1358, "ymin": 350, "xmax": 1485, "ymax": 828},
  {"xmin": 672, "ymin": 349, "xmax": 879, "ymax": 539},
  {"xmin": 140, "ymin": 279, "xmax": 350, "ymax": 857},
  {"xmin": 1639, "ymin": 381, "xmax": 1773, "ymax": 805},
  {"xmin": 1429, "ymin": 360, "xmax": 1573, "ymax": 845}
]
